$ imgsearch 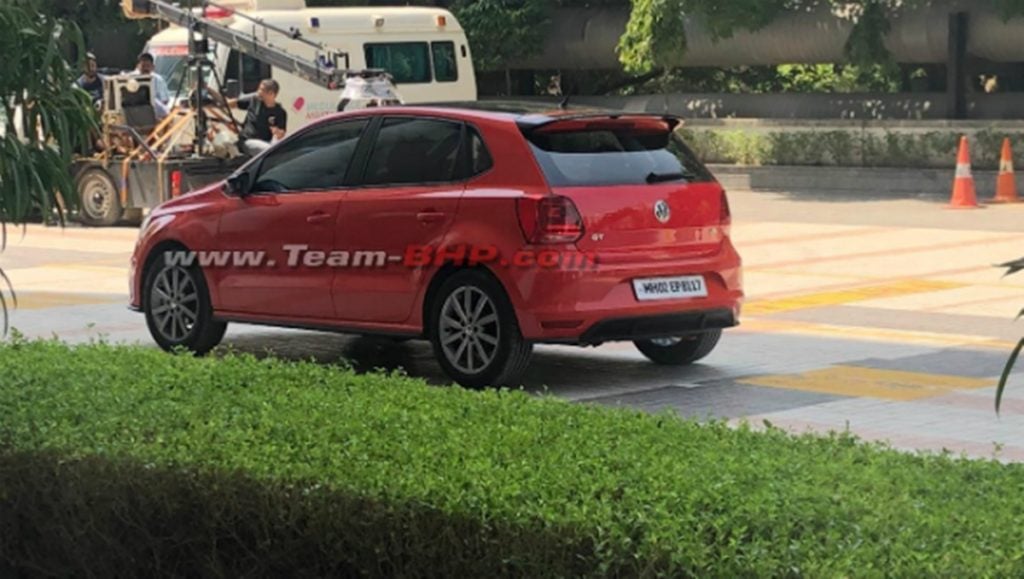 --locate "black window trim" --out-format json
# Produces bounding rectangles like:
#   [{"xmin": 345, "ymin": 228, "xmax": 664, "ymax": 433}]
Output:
[
  {"xmin": 247, "ymin": 117, "xmax": 372, "ymax": 196},
  {"xmin": 348, "ymin": 114, "xmax": 472, "ymax": 190}
]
